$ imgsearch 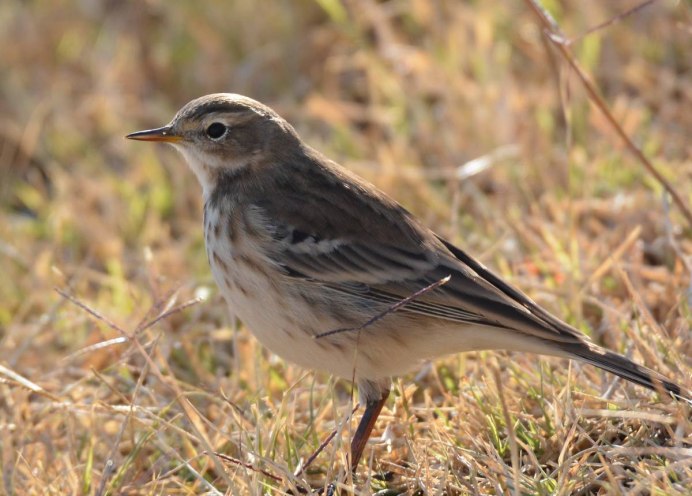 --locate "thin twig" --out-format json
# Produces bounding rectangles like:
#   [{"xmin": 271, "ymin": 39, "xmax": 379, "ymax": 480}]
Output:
[
  {"xmin": 62, "ymin": 337, "xmax": 129, "ymax": 362},
  {"xmin": 138, "ymin": 297, "xmax": 202, "ymax": 331},
  {"xmin": 299, "ymin": 429, "xmax": 338, "ymax": 475},
  {"xmin": 211, "ymin": 452, "xmax": 282, "ymax": 482},
  {"xmin": 295, "ymin": 405, "xmax": 359, "ymax": 477},
  {"xmin": 314, "ymin": 275, "xmax": 451, "ymax": 339},
  {"xmin": 567, "ymin": 0, "xmax": 660, "ymax": 45},
  {"xmin": 0, "ymin": 364, "xmax": 60, "ymax": 401},
  {"xmin": 523, "ymin": 0, "xmax": 692, "ymax": 228},
  {"xmin": 55, "ymin": 288, "xmax": 129, "ymax": 336}
]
